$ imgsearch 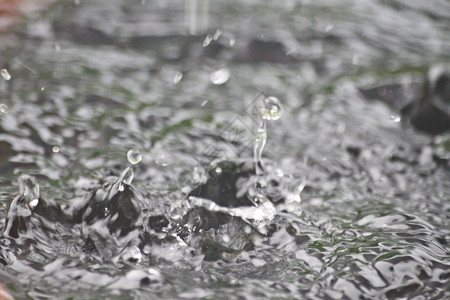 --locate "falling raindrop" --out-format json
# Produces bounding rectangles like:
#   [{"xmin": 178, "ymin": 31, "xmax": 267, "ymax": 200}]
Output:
[
  {"xmin": 215, "ymin": 167, "xmax": 222, "ymax": 174},
  {"xmin": 1, "ymin": 69, "xmax": 11, "ymax": 81},
  {"xmin": 0, "ymin": 103, "xmax": 9, "ymax": 114},
  {"xmin": 41, "ymin": 87, "xmax": 45, "ymax": 91},
  {"xmin": 229, "ymin": 38, "xmax": 236, "ymax": 47},
  {"xmin": 202, "ymin": 34, "xmax": 213, "ymax": 47},
  {"xmin": 200, "ymin": 100, "xmax": 208, "ymax": 107},
  {"xmin": 210, "ymin": 68, "xmax": 230, "ymax": 85},
  {"xmin": 212, "ymin": 29, "xmax": 222, "ymax": 40},
  {"xmin": 52, "ymin": 146, "xmax": 60, "ymax": 153},
  {"xmin": 127, "ymin": 149, "xmax": 142, "ymax": 165},
  {"xmin": 174, "ymin": 71, "xmax": 183, "ymax": 84}
]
